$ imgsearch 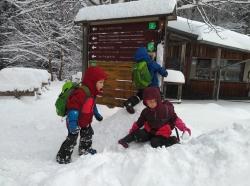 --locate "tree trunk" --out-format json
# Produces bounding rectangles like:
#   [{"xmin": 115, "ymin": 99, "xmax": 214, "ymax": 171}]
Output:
[
  {"xmin": 48, "ymin": 49, "xmax": 53, "ymax": 81},
  {"xmin": 58, "ymin": 48, "xmax": 64, "ymax": 81}
]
